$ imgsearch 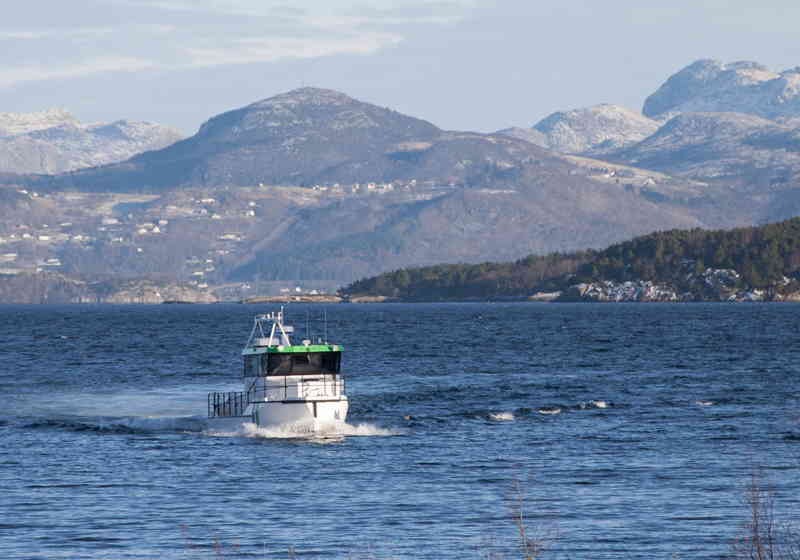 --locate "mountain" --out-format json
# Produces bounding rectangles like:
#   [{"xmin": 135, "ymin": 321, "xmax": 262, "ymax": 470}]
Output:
[
  {"xmin": 0, "ymin": 109, "xmax": 183, "ymax": 174},
  {"xmin": 493, "ymin": 126, "xmax": 549, "ymax": 148},
  {"xmin": 606, "ymin": 112, "xmax": 800, "ymax": 223},
  {"xmin": 0, "ymin": 108, "xmax": 77, "ymax": 136},
  {"xmin": 611, "ymin": 112, "xmax": 800, "ymax": 181},
  {"xmin": 643, "ymin": 59, "xmax": 800, "ymax": 120},
  {"xmin": 30, "ymin": 88, "xmax": 442, "ymax": 191},
  {"xmin": 226, "ymin": 148, "xmax": 704, "ymax": 282},
  {"xmin": 496, "ymin": 105, "xmax": 659, "ymax": 154},
  {"xmin": 529, "ymin": 104, "xmax": 660, "ymax": 154}
]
